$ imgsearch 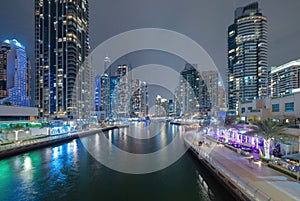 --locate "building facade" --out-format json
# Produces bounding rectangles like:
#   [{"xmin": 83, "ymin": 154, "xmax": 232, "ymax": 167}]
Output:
[
  {"xmin": 117, "ymin": 65, "xmax": 131, "ymax": 118},
  {"xmin": 100, "ymin": 74, "xmax": 110, "ymax": 116},
  {"xmin": 155, "ymin": 95, "xmax": 169, "ymax": 117},
  {"xmin": 238, "ymin": 92, "xmax": 300, "ymax": 122},
  {"xmin": 94, "ymin": 74, "xmax": 101, "ymax": 112},
  {"xmin": 202, "ymin": 71, "xmax": 219, "ymax": 111},
  {"xmin": 34, "ymin": 0, "xmax": 91, "ymax": 119},
  {"xmin": 270, "ymin": 59, "xmax": 300, "ymax": 98},
  {"xmin": 227, "ymin": 2, "xmax": 268, "ymax": 110},
  {"xmin": 109, "ymin": 75, "xmax": 119, "ymax": 118},
  {"xmin": 176, "ymin": 64, "xmax": 213, "ymax": 116},
  {"xmin": 0, "ymin": 39, "xmax": 30, "ymax": 106},
  {"xmin": 177, "ymin": 64, "xmax": 201, "ymax": 115},
  {"xmin": 130, "ymin": 79, "xmax": 148, "ymax": 117}
]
